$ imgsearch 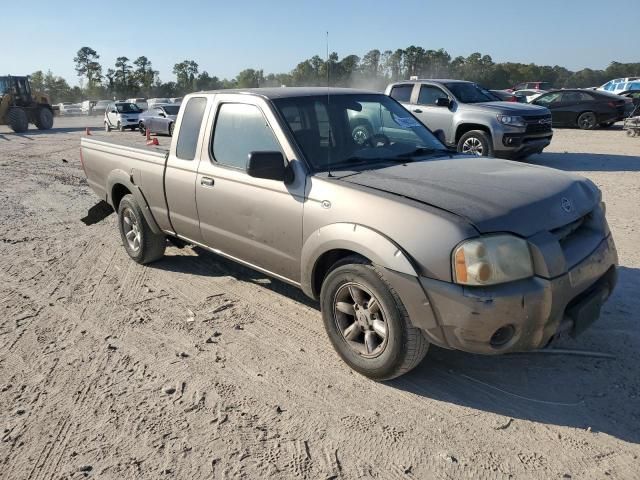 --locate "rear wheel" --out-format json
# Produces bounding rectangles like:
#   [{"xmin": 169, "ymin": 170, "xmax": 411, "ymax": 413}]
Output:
[
  {"xmin": 351, "ymin": 121, "xmax": 372, "ymax": 146},
  {"xmin": 7, "ymin": 108, "xmax": 29, "ymax": 133},
  {"xmin": 34, "ymin": 107, "xmax": 54, "ymax": 130},
  {"xmin": 457, "ymin": 130, "xmax": 493, "ymax": 156},
  {"xmin": 117, "ymin": 194, "xmax": 166, "ymax": 264},
  {"xmin": 320, "ymin": 256, "xmax": 429, "ymax": 380},
  {"xmin": 577, "ymin": 111, "xmax": 597, "ymax": 130}
]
